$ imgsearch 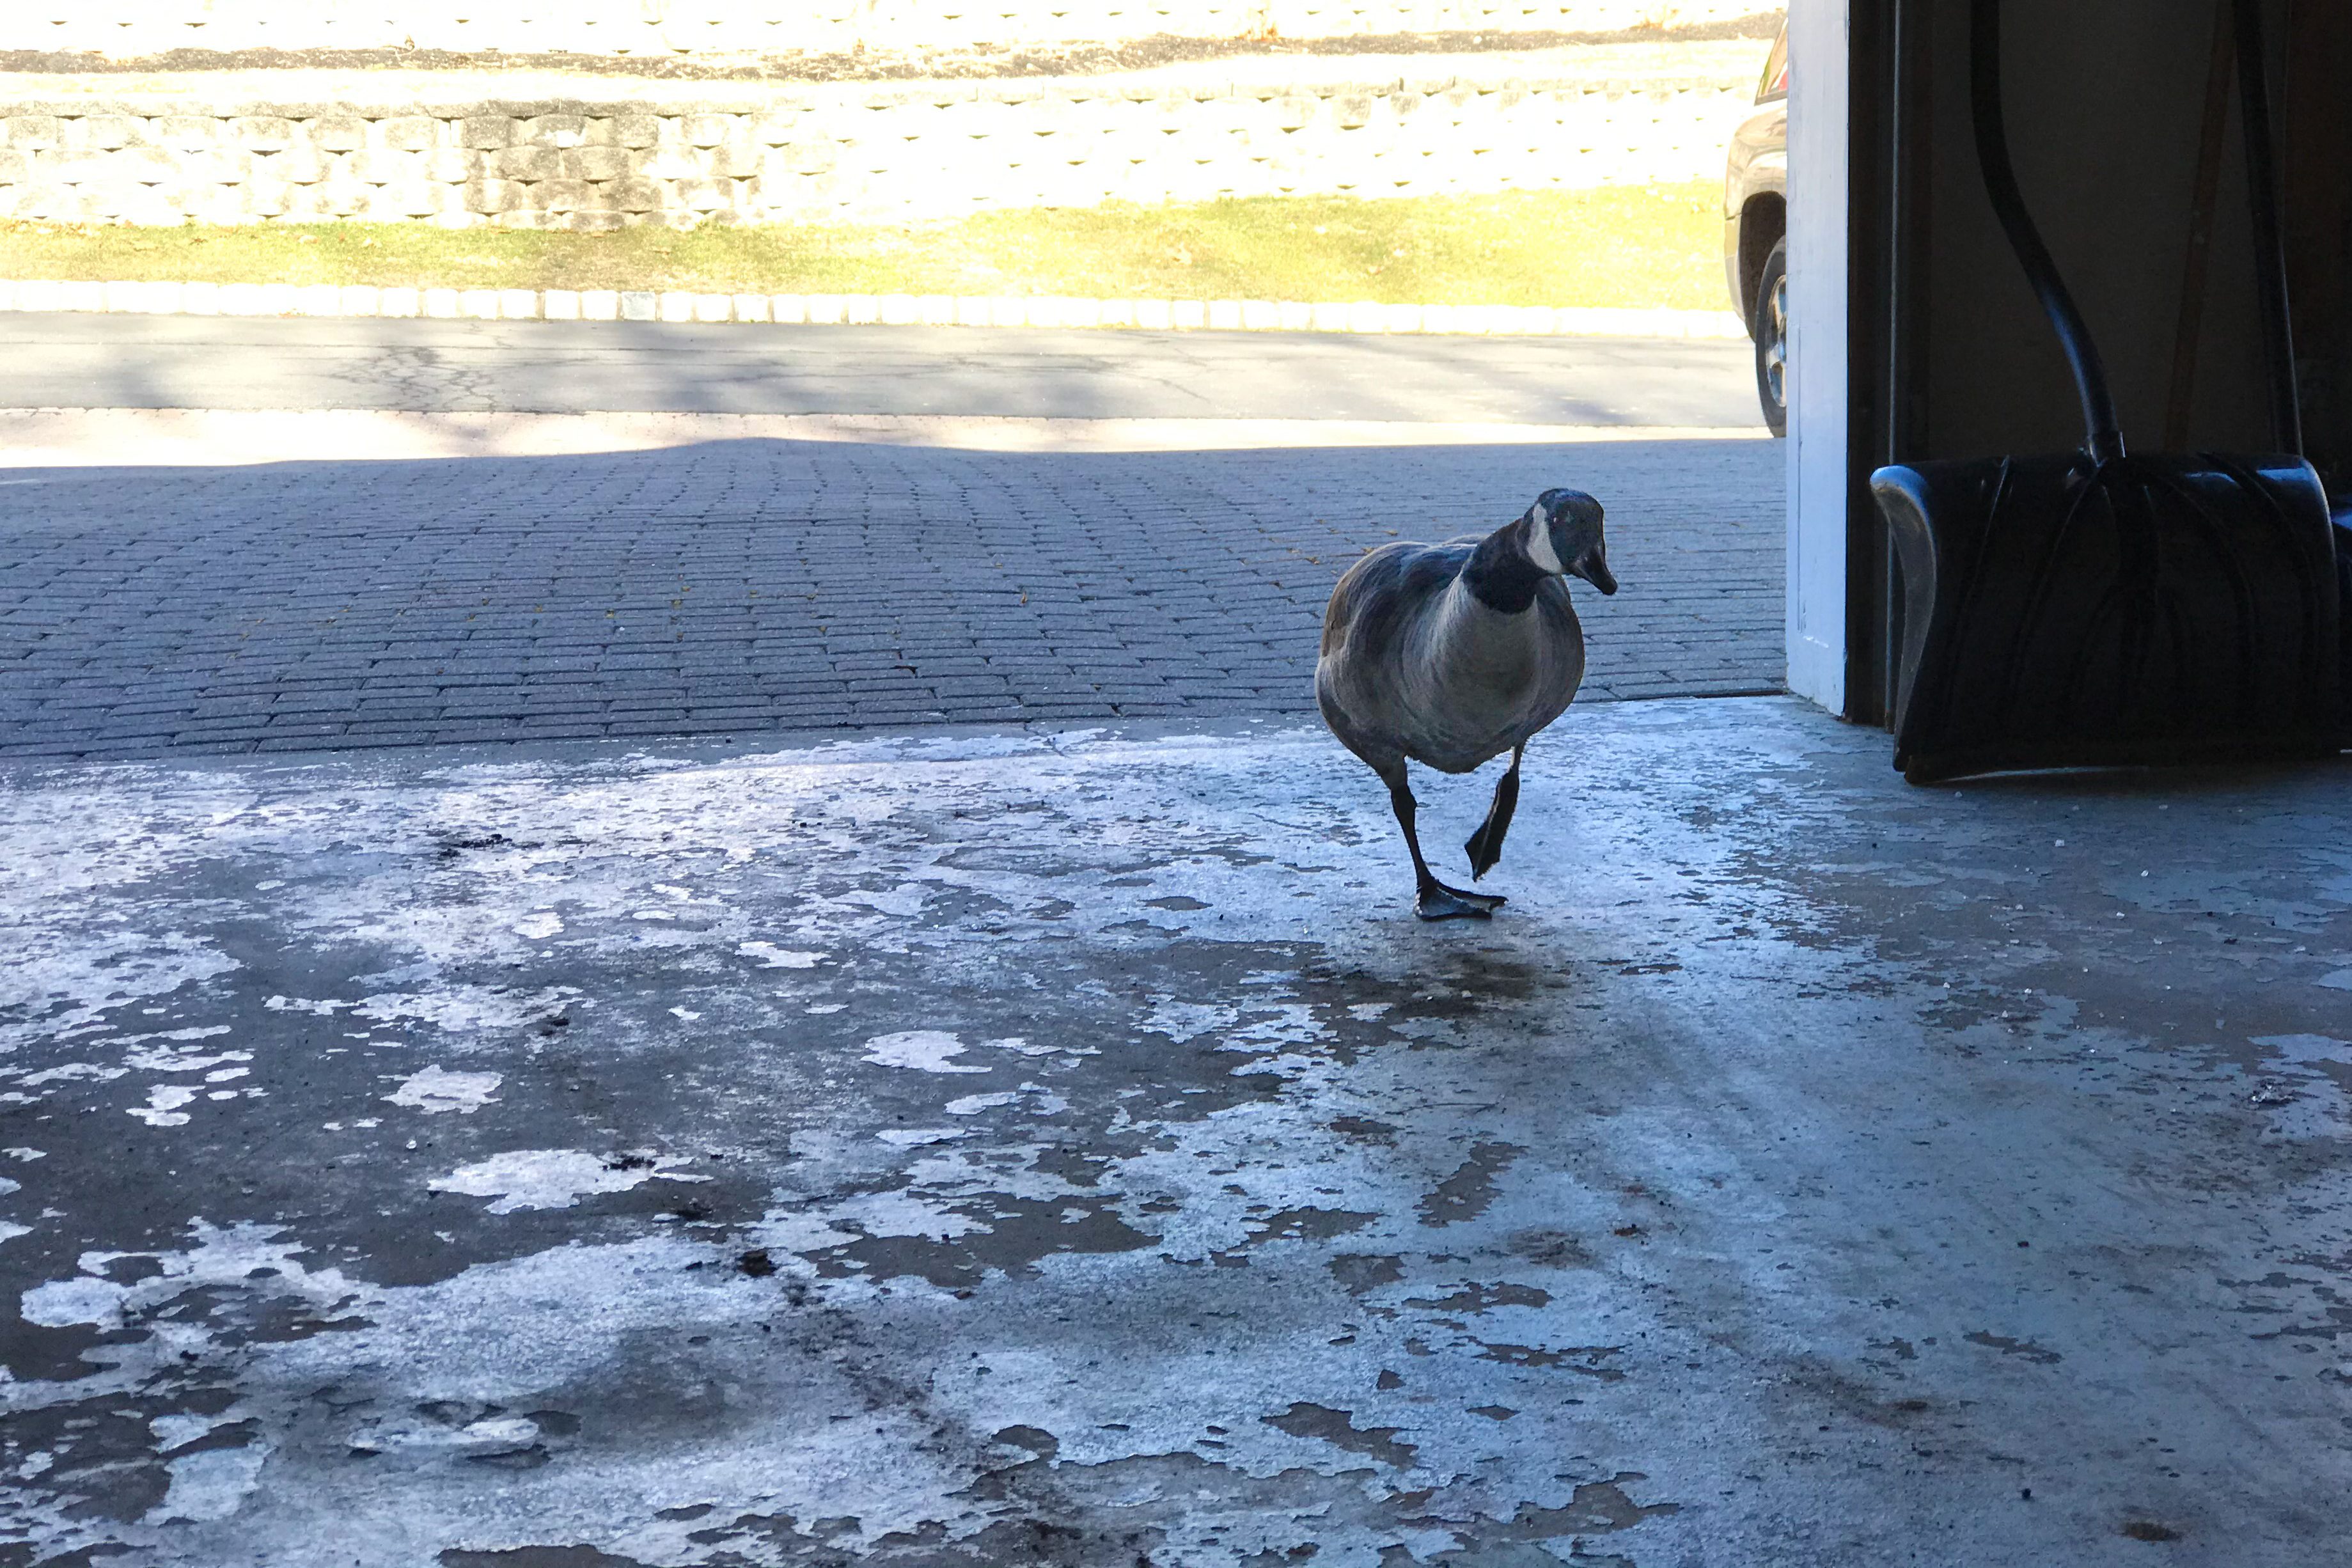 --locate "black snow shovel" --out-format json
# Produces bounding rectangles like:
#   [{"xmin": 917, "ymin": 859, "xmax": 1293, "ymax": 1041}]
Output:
[{"xmin": 1870, "ymin": 0, "xmax": 2343, "ymax": 784}]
